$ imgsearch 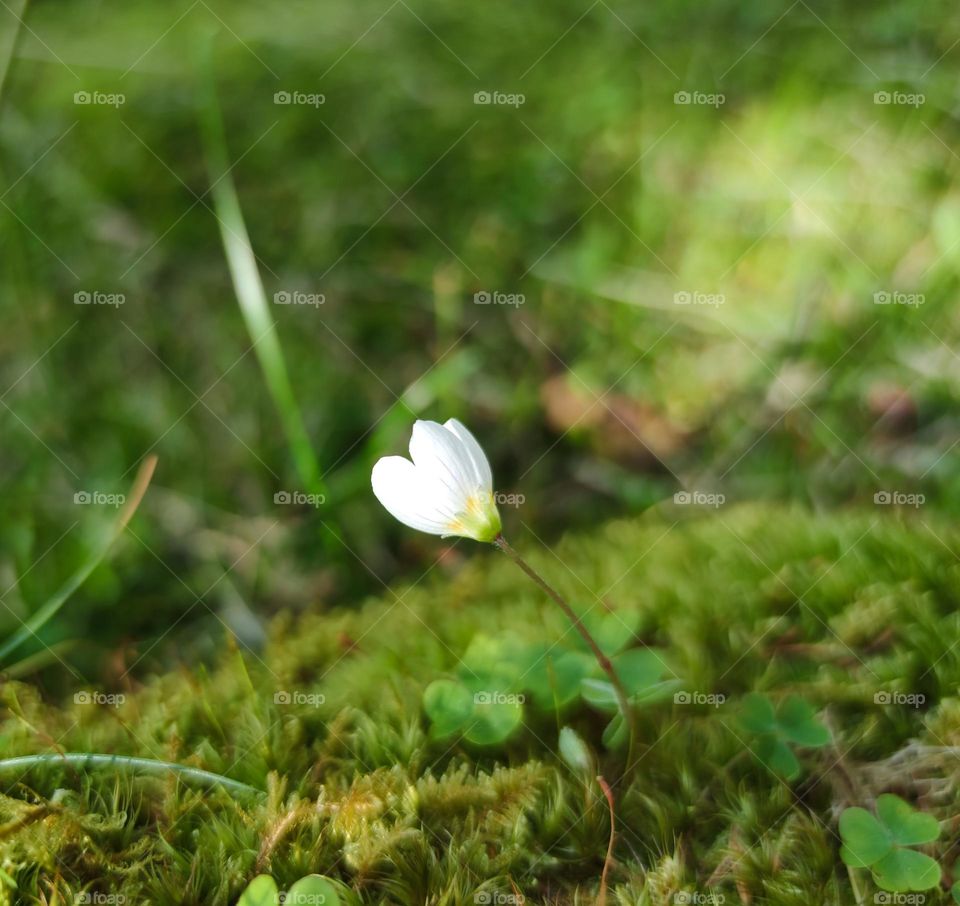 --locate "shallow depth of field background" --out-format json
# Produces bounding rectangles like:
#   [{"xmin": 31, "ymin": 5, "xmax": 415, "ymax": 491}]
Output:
[{"xmin": 0, "ymin": 0, "xmax": 957, "ymax": 686}]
